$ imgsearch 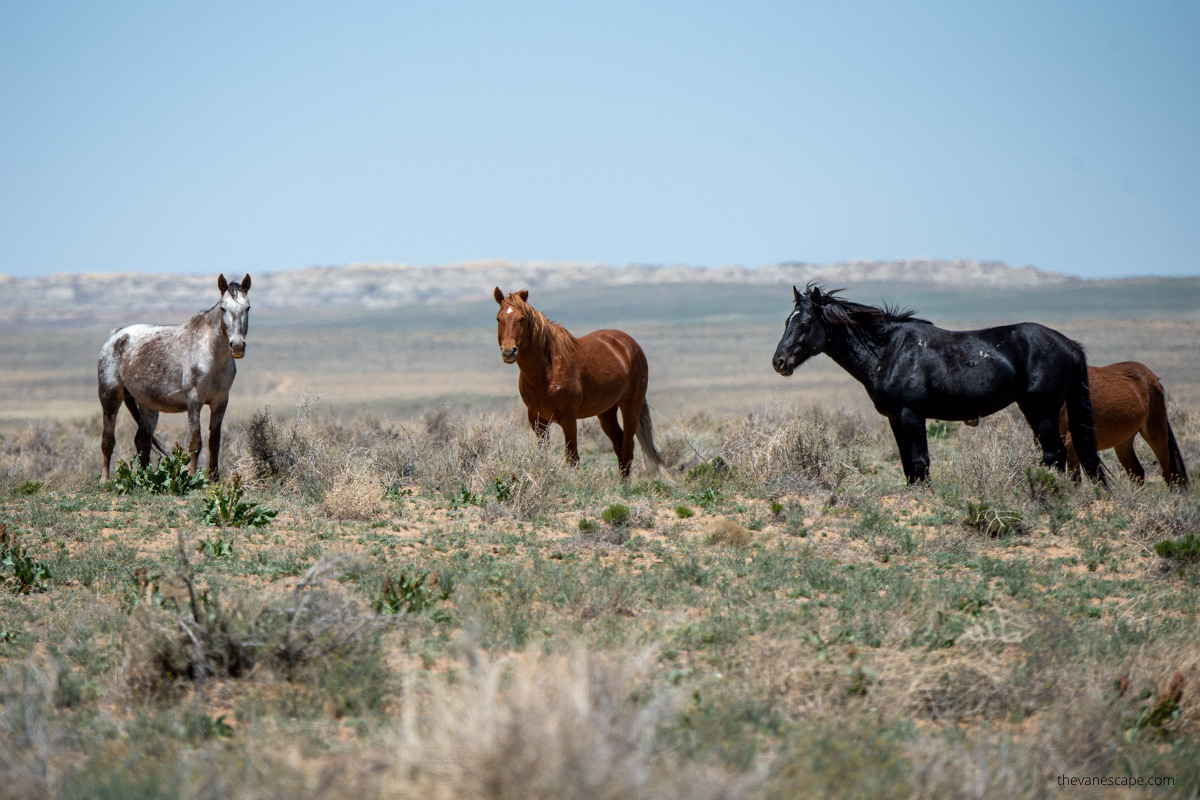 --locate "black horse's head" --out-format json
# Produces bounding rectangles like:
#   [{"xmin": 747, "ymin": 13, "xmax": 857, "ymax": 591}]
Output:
[{"xmin": 772, "ymin": 285, "xmax": 829, "ymax": 376}]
